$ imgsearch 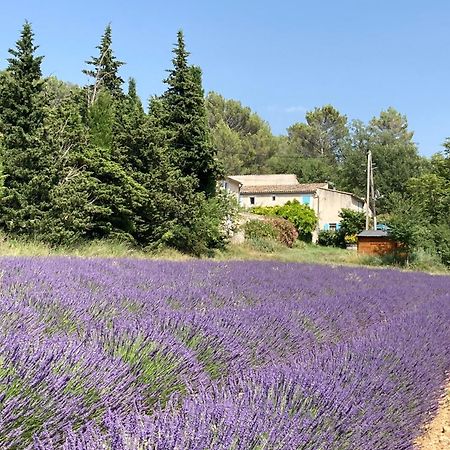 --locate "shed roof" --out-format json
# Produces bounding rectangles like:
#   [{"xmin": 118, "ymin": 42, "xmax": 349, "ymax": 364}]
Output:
[
  {"xmin": 240, "ymin": 183, "xmax": 328, "ymax": 195},
  {"xmin": 358, "ymin": 230, "xmax": 390, "ymax": 238}
]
